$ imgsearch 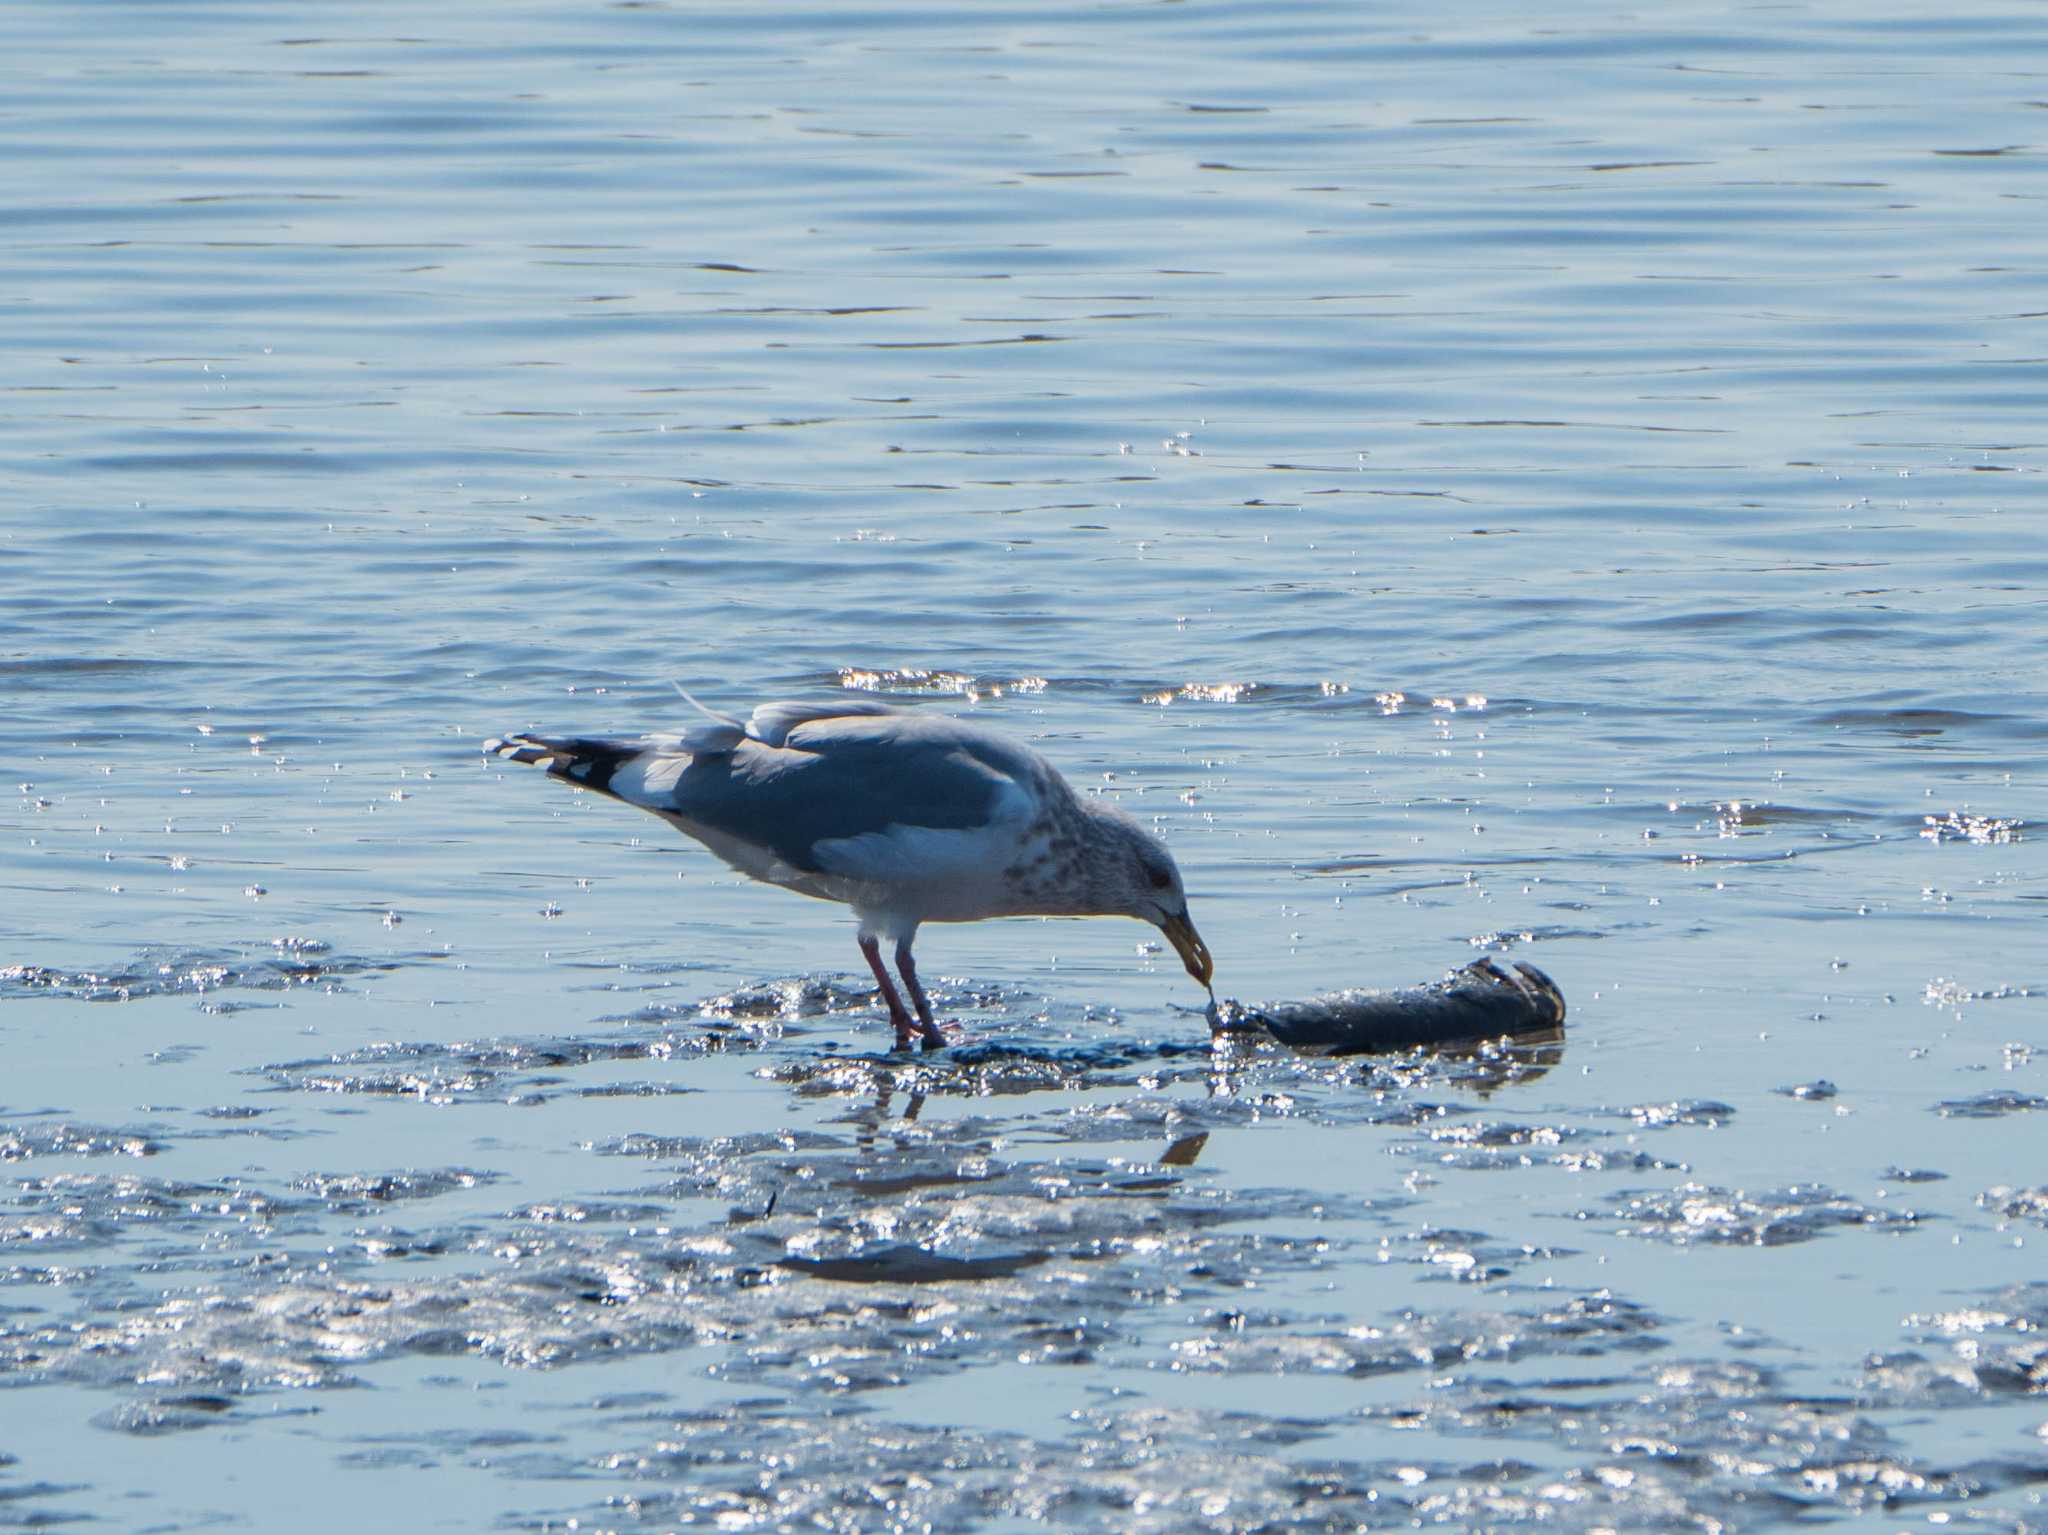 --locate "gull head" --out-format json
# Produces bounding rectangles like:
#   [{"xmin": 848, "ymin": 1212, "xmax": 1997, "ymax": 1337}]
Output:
[{"xmin": 1081, "ymin": 803, "xmax": 1214, "ymax": 990}]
